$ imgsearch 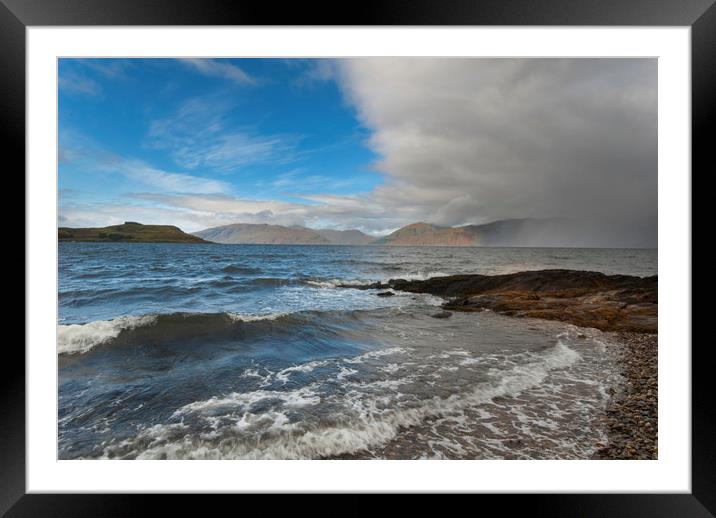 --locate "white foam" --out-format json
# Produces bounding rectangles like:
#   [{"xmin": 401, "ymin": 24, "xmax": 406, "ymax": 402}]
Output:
[
  {"xmin": 240, "ymin": 368, "xmax": 273, "ymax": 387},
  {"xmin": 275, "ymin": 360, "xmax": 329, "ymax": 384},
  {"xmin": 306, "ymin": 278, "xmax": 369, "ymax": 289},
  {"xmin": 392, "ymin": 271, "xmax": 449, "ymax": 282},
  {"xmin": 241, "ymin": 368, "xmax": 263, "ymax": 379},
  {"xmin": 234, "ymin": 410, "xmax": 297, "ymax": 433},
  {"xmin": 227, "ymin": 312, "xmax": 288, "ymax": 322},
  {"xmin": 459, "ymin": 357, "xmax": 481, "ymax": 366},
  {"xmin": 336, "ymin": 366, "xmax": 358, "ymax": 380},
  {"xmin": 57, "ymin": 315, "xmax": 157, "ymax": 355},
  {"xmin": 172, "ymin": 384, "xmax": 322, "ymax": 418},
  {"xmin": 343, "ymin": 346, "xmax": 410, "ymax": 364}
]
